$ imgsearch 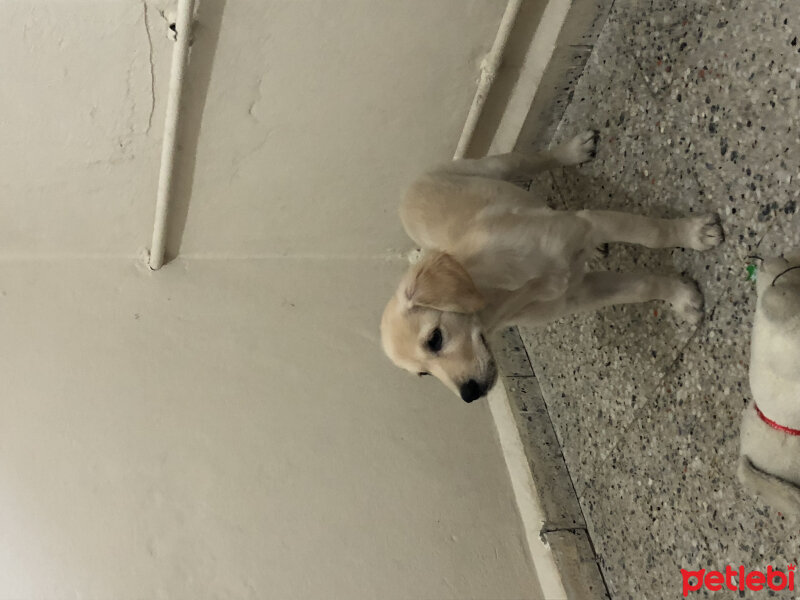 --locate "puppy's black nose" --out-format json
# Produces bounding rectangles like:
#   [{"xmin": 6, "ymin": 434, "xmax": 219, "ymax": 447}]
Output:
[{"xmin": 460, "ymin": 379, "xmax": 483, "ymax": 403}]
